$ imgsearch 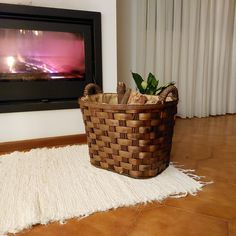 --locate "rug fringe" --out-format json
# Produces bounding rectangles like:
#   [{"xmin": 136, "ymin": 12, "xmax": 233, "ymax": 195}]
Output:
[{"xmin": 170, "ymin": 162, "xmax": 213, "ymax": 191}]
